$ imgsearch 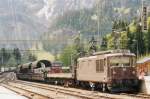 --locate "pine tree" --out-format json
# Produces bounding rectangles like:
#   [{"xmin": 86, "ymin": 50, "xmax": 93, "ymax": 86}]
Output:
[
  {"xmin": 59, "ymin": 45, "xmax": 75, "ymax": 66},
  {"xmin": 112, "ymin": 21, "xmax": 118, "ymax": 31},
  {"xmin": 28, "ymin": 53, "xmax": 37, "ymax": 62},
  {"xmin": 6, "ymin": 55, "xmax": 17, "ymax": 67},
  {"xmin": 73, "ymin": 34, "xmax": 86, "ymax": 65},
  {"xmin": 147, "ymin": 21, "xmax": 150, "ymax": 53},
  {"xmin": 135, "ymin": 24, "xmax": 146, "ymax": 55},
  {"xmin": 89, "ymin": 36, "xmax": 97, "ymax": 54},
  {"xmin": 100, "ymin": 36, "xmax": 107, "ymax": 51},
  {"xmin": 0, "ymin": 48, "xmax": 10, "ymax": 65},
  {"xmin": 13, "ymin": 48, "xmax": 21, "ymax": 65},
  {"xmin": 127, "ymin": 27, "xmax": 135, "ymax": 53},
  {"xmin": 74, "ymin": 34, "xmax": 86, "ymax": 57}
]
